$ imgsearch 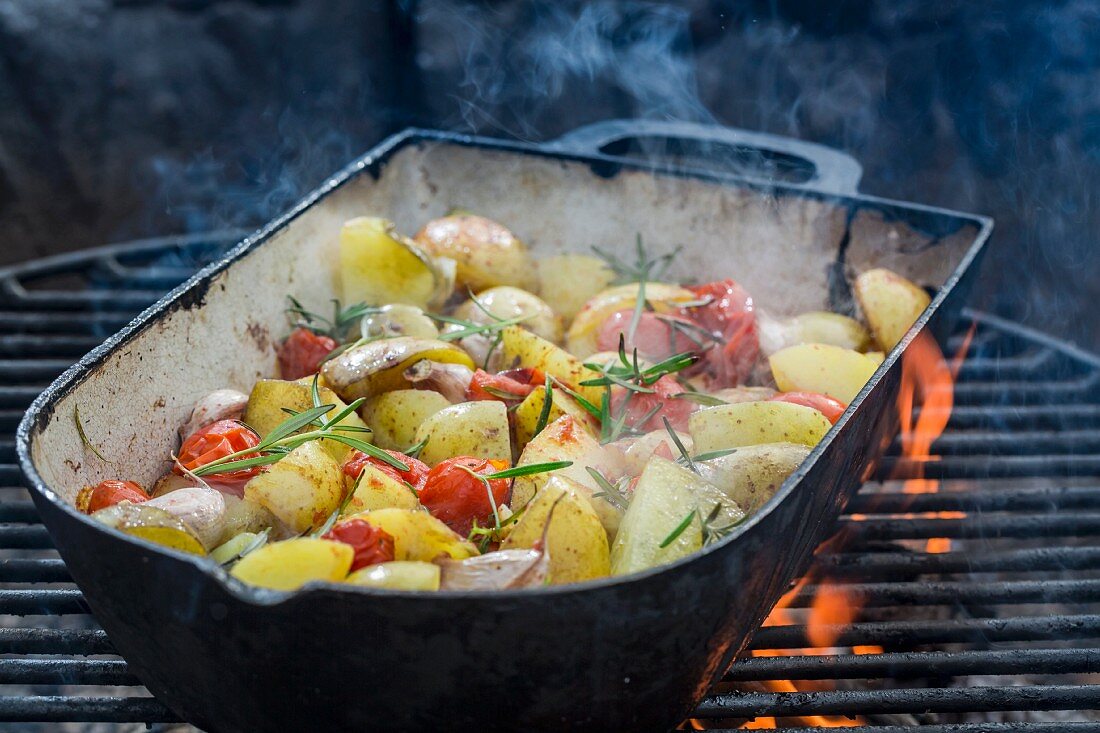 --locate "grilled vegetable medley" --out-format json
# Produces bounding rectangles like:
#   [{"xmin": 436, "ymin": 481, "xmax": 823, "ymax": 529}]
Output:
[{"xmin": 80, "ymin": 214, "xmax": 931, "ymax": 591}]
